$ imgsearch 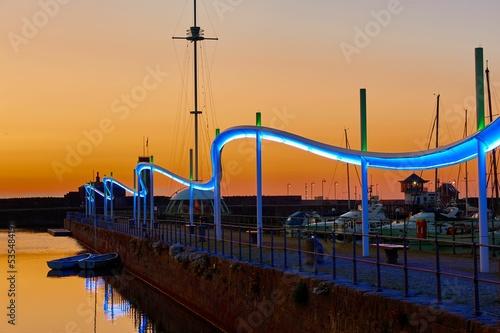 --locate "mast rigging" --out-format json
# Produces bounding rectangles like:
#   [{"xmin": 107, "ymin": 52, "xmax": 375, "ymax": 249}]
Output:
[{"xmin": 173, "ymin": 0, "xmax": 218, "ymax": 181}]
